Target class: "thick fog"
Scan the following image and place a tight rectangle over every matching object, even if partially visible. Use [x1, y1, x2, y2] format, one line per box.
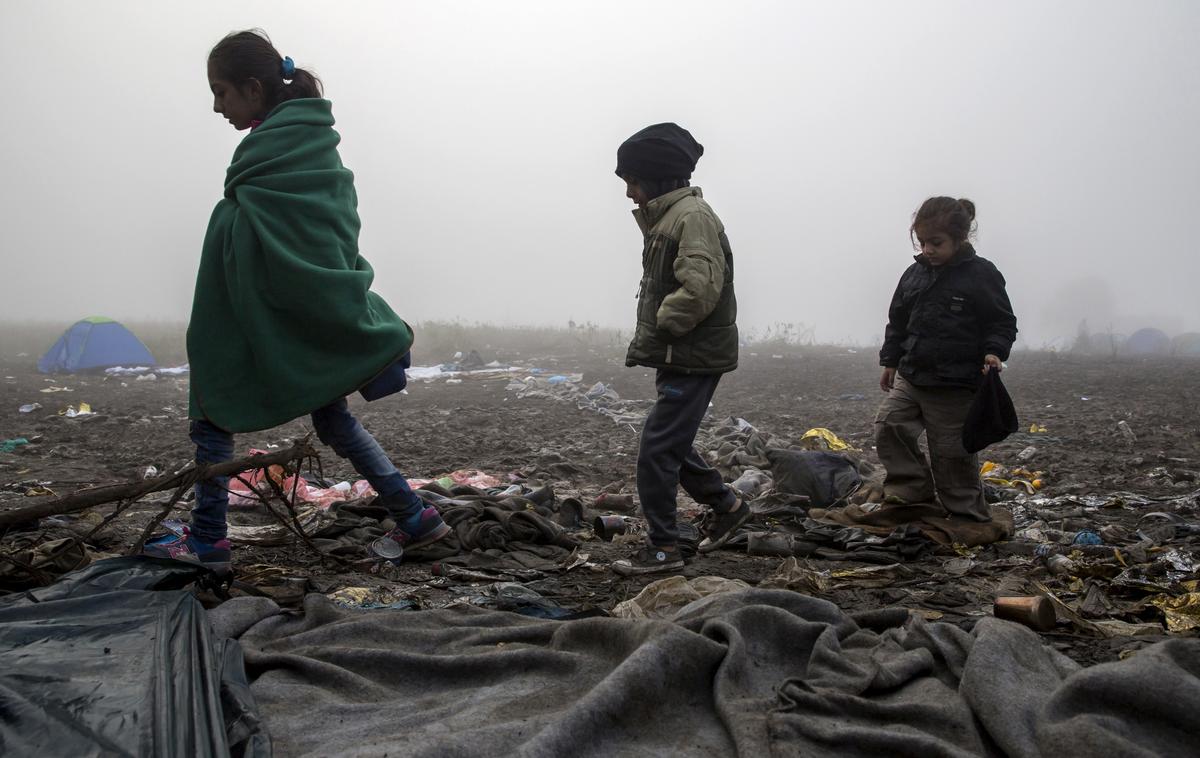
[2, 0, 1197, 348]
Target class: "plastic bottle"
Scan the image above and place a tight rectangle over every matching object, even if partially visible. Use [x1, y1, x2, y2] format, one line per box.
[1044, 554, 1076, 576]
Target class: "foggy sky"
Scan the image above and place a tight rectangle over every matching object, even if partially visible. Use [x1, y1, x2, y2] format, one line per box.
[2, 0, 1198, 348]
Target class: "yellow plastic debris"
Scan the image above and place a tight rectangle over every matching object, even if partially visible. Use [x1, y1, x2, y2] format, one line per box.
[980, 461, 999, 476]
[1029, 423, 1048, 433]
[1149, 593, 1200, 632]
[799, 427, 855, 451]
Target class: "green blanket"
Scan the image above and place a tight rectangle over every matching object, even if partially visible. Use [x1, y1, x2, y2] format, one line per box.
[188, 99, 412, 433]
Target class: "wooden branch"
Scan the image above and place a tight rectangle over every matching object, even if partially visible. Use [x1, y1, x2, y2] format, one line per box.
[0, 441, 317, 529]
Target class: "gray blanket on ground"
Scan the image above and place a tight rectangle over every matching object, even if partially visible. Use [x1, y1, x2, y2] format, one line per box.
[211, 590, 1200, 757]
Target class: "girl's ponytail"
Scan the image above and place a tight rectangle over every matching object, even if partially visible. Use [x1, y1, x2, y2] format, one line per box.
[279, 66, 322, 103]
[956, 198, 976, 222]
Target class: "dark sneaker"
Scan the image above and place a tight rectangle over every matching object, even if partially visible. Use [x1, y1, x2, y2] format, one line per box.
[142, 529, 232, 576]
[612, 544, 685, 576]
[379, 506, 452, 551]
[698, 499, 752, 553]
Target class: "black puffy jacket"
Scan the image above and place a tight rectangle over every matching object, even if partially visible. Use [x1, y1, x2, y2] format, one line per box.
[879, 245, 1017, 388]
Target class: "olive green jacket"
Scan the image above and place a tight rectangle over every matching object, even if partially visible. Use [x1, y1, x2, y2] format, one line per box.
[625, 187, 738, 374]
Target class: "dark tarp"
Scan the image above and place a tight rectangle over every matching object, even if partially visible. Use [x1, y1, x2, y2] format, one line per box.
[0, 557, 269, 758]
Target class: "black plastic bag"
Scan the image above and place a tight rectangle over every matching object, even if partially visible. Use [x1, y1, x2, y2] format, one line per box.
[0, 557, 270, 757]
[962, 369, 1019, 453]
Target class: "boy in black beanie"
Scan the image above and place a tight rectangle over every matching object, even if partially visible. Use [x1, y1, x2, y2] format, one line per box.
[611, 123, 747, 576]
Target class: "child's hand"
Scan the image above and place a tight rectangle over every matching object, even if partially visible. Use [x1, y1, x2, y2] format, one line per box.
[982, 354, 1004, 374]
[880, 367, 897, 392]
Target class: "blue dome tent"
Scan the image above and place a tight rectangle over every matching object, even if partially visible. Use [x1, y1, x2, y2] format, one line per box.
[37, 317, 157, 373]
[1123, 327, 1170, 356]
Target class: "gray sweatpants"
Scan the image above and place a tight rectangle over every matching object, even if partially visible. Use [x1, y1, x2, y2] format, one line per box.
[874, 374, 990, 521]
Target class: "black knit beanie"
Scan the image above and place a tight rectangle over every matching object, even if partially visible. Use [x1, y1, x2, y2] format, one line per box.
[615, 123, 704, 181]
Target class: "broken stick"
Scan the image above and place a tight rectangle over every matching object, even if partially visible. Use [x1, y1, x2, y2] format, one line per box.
[0, 440, 318, 529]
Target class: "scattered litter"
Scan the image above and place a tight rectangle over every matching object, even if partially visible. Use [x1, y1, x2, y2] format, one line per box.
[61, 403, 95, 418]
[593, 515, 631, 541]
[798, 427, 856, 452]
[1017, 446, 1038, 462]
[105, 366, 153, 376]
[227, 449, 377, 508]
[981, 461, 1044, 493]
[1029, 423, 1048, 433]
[487, 583, 574, 619]
[39, 386, 73, 393]
[1117, 420, 1137, 444]
[993, 595, 1057, 632]
[18, 403, 42, 413]
[730, 467, 772, 498]
[1149, 592, 1200, 632]
[327, 586, 418, 611]
[594, 492, 636, 512]
[507, 376, 650, 427]
[408, 469, 503, 490]
[0, 438, 30, 453]
[143, 466, 159, 479]
[611, 575, 750, 620]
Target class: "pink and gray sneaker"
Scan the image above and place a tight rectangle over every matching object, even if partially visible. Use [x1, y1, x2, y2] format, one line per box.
[371, 506, 451, 562]
[141, 528, 233, 577]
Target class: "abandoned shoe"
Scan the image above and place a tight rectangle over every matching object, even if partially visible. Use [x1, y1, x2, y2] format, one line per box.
[612, 544, 685, 576]
[141, 529, 232, 576]
[698, 499, 752, 553]
[381, 506, 452, 550]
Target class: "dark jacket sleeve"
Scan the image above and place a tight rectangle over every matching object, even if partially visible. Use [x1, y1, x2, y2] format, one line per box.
[977, 263, 1018, 360]
[879, 274, 910, 367]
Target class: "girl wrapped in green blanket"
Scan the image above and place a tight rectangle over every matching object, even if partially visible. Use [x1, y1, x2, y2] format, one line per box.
[142, 30, 450, 573]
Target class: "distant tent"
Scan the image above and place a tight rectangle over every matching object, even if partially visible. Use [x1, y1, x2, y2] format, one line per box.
[1123, 327, 1171, 356]
[37, 317, 156, 373]
[1173, 333, 1200, 357]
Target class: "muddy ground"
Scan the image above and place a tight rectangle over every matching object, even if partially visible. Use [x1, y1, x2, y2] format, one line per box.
[3, 339, 1199, 666]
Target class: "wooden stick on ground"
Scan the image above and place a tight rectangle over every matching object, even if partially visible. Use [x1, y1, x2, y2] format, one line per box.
[0, 440, 318, 529]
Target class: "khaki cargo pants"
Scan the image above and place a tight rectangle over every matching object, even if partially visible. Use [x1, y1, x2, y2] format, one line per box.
[874, 374, 990, 521]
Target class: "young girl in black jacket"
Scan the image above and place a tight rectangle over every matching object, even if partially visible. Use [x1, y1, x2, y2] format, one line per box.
[875, 197, 1018, 521]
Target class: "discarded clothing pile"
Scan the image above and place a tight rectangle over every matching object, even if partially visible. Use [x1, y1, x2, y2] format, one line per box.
[307, 482, 580, 571]
[703, 416, 777, 479]
[506, 375, 651, 427]
[811, 501, 1015, 547]
[731, 518, 932, 563]
[0, 535, 94, 593]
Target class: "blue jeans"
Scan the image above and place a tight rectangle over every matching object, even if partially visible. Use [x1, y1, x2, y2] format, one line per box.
[189, 398, 423, 542]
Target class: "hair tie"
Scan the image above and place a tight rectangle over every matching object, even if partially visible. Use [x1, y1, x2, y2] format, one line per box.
[281, 56, 295, 78]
